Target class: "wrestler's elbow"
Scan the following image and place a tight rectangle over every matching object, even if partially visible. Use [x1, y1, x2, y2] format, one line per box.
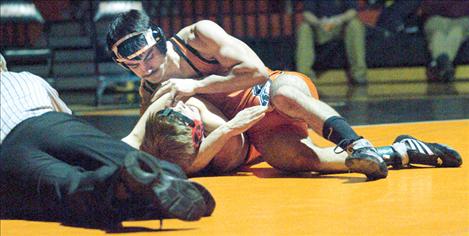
[239, 63, 268, 84]
[254, 66, 269, 83]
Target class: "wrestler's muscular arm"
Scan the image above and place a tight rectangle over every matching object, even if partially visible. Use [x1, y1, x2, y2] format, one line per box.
[185, 97, 267, 174]
[189, 20, 269, 93]
[151, 20, 269, 102]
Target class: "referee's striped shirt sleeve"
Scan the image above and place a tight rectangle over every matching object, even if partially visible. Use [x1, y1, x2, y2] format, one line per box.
[1, 71, 71, 143]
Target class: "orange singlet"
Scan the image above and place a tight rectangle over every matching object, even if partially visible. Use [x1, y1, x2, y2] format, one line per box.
[140, 36, 319, 165]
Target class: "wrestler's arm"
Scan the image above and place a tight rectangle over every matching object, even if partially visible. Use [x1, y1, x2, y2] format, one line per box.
[185, 97, 267, 174]
[184, 20, 269, 93]
[150, 20, 269, 103]
[138, 79, 153, 115]
[189, 20, 269, 93]
[184, 97, 246, 174]
[122, 93, 173, 148]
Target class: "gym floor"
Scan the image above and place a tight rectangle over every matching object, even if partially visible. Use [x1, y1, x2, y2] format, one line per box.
[1, 68, 468, 235]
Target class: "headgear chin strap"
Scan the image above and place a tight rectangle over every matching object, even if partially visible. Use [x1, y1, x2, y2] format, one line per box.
[111, 26, 167, 69]
[156, 108, 204, 150]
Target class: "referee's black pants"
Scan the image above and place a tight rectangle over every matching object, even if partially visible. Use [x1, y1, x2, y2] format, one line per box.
[0, 111, 184, 223]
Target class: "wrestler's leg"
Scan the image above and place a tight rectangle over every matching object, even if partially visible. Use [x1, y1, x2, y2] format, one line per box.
[253, 126, 348, 173]
[206, 133, 249, 174]
[269, 73, 388, 179]
[269, 73, 382, 154]
[269, 73, 336, 134]
[254, 126, 412, 173]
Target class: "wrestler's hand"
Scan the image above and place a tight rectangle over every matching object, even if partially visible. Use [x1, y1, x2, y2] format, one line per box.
[150, 78, 199, 106]
[226, 105, 268, 135]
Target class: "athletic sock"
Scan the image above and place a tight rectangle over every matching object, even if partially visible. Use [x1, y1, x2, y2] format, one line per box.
[322, 116, 362, 150]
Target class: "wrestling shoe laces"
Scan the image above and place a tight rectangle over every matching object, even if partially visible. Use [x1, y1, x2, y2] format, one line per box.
[393, 135, 462, 167]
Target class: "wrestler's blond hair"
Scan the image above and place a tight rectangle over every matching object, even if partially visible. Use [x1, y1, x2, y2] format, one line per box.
[140, 112, 196, 172]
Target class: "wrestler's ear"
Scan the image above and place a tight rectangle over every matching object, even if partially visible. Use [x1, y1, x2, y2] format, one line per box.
[152, 25, 167, 54]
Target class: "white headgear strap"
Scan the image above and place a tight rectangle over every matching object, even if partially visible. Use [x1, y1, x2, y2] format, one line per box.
[111, 28, 157, 63]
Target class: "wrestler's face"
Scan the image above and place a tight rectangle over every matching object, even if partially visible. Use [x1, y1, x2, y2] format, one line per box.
[124, 46, 166, 84]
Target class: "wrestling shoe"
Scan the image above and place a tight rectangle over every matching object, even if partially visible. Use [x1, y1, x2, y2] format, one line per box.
[344, 139, 388, 180]
[118, 151, 210, 221]
[393, 135, 462, 167]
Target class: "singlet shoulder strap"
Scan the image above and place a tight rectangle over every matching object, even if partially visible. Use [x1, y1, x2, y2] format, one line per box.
[173, 35, 219, 64]
[170, 36, 203, 77]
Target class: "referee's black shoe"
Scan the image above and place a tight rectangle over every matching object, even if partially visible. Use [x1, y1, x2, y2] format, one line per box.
[393, 135, 462, 167]
[118, 151, 212, 221]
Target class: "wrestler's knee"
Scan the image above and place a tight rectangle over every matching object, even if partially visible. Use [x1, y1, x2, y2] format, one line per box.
[270, 74, 312, 105]
[270, 86, 297, 109]
[271, 84, 311, 116]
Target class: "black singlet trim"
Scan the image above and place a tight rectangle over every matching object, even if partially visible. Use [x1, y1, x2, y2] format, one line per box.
[173, 35, 219, 64]
[170, 37, 203, 77]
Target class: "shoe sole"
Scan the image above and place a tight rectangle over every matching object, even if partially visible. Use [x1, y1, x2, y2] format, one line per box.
[124, 152, 207, 221]
[191, 182, 216, 216]
[153, 176, 207, 221]
[345, 157, 387, 180]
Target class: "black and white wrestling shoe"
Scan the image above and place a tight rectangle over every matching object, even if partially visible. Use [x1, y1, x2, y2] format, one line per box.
[393, 135, 462, 167]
